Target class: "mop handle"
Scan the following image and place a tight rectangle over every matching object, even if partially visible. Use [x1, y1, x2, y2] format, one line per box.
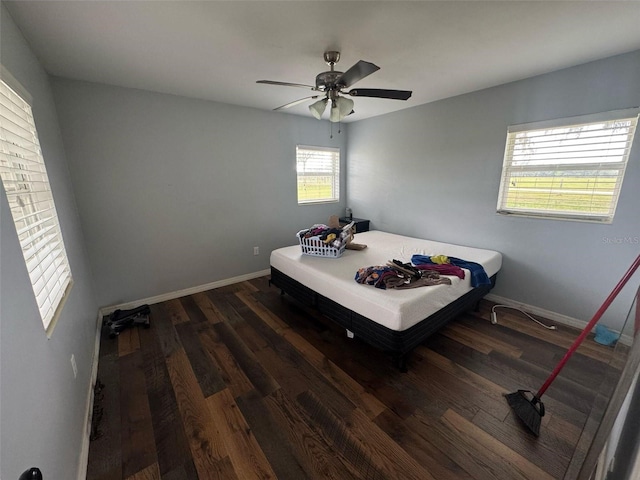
[635, 285, 640, 338]
[536, 254, 640, 399]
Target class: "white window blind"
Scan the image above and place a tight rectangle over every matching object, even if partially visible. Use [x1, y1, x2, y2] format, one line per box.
[296, 145, 340, 204]
[0, 78, 72, 332]
[497, 109, 639, 223]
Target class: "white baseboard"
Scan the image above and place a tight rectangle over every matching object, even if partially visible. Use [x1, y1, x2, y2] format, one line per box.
[485, 293, 589, 330]
[77, 310, 103, 480]
[99, 269, 271, 316]
[484, 293, 633, 346]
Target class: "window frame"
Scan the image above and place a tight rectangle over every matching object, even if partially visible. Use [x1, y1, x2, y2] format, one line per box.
[296, 145, 340, 205]
[497, 109, 639, 223]
[0, 71, 73, 336]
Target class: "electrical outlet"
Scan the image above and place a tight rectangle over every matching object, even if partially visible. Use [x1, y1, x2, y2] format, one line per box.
[253, 246, 259, 255]
[70, 354, 78, 379]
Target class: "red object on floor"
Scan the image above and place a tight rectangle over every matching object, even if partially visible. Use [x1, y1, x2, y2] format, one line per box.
[536, 254, 640, 399]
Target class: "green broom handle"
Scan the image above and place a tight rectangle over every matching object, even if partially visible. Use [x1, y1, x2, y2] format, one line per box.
[536, 253, 640, 399]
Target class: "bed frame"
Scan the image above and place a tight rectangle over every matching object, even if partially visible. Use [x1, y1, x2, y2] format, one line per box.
[270, 266, 497, 371]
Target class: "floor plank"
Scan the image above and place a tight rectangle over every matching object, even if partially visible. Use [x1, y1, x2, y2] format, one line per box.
[373, 408, 475, 480]
[138, 322, 193, 476]
[212, 320, 280, 397]
[206, 388, 277, 479]
[279, 326, 387, 419]
[198, 326, 255, 398]
[235, 389, 310, 480]
[445, 322, 524, 358]
[87, 279, 623, 480]
[441, 409, 555, 480]
[191, 291, 223, 324]
[164, 298, 190, 326]
[124, 462, 160, 480]
[165, 348, 229, 477]
[174, 320, 226, 397]
[263, 388, 362, 480]
[471, 408, 570, 478]
[117, 327, 140, 357]
[119, 351, 157, 478]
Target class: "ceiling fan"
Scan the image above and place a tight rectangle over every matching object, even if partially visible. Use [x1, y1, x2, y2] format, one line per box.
[257, 51, 412, 122]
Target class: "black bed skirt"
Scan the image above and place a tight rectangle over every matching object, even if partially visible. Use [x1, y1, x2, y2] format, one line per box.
[270, 266, 497, 369]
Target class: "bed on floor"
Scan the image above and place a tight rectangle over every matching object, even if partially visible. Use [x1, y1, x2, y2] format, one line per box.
[269, 230, 502, 370]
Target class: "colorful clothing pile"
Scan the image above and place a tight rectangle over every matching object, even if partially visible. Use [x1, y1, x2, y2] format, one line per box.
[298, 223, 352, 250]
[411, 254, 490, 287]
[355, 254, 490, 290]
[354, 266, 396, 288]
[355, 260, 452, 290]
[413, 263, 465, 279]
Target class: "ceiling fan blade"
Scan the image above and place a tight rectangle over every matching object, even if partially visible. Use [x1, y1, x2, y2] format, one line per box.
[257, 80, 318, 90]
[335, 60, 380, 88]
[347, 88, 412, 100]
[273, 95, 320, 111]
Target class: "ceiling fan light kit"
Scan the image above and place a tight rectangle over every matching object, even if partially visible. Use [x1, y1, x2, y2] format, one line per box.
[329, 104, 342, 123]
[257, 51, 412, 123]
[330, 96, 354, 123]
[309, 98, 328, 119]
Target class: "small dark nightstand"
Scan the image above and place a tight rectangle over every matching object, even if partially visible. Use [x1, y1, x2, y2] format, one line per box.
[339, 217, 370, 233]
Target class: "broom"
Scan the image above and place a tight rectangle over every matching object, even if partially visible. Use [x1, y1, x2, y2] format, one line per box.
[505, 253, 640, 436]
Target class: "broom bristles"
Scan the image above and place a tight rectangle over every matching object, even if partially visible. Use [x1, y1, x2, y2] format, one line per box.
[505, 390, 543, 437]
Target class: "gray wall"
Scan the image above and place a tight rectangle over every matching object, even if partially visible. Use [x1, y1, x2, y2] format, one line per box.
[0, 4, 98, 479]
[51, 78, 347, 307]
[347, 50, 640, 330]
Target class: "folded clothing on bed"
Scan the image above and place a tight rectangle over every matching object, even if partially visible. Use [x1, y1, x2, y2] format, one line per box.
[355, 264, 451, 289]
[411, 254, 490, 287]
[413, 263, 465, 279]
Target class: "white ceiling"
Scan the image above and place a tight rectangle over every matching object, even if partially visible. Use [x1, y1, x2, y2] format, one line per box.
[5, 1, 640, 122]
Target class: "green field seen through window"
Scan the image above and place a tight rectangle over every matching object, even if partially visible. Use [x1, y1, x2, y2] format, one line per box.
[298, 176, 335, 202]
[504, 175, 616, 213]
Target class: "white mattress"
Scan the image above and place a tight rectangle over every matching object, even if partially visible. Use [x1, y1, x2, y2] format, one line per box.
[270, 230, 502, 332]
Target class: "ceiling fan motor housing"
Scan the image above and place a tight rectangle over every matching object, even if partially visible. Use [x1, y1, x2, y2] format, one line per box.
[323, 51, 340, 65]
[315, 71, 343, 91]
[257, 49, 412, 116]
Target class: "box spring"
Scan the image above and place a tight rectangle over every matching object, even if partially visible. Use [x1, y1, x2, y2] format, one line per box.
[270, 266, 496, 371]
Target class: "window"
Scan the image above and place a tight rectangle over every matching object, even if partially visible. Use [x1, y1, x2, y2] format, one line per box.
[0, 77, 72, 333]
[497, 109, 638, 223]
[296, 145, 340, 204]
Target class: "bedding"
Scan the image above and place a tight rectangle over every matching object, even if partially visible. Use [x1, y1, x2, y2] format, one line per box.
[269, 230, 502, 369]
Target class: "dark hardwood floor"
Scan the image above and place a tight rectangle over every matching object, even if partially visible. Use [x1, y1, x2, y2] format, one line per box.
[87, 276, 619, 480]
